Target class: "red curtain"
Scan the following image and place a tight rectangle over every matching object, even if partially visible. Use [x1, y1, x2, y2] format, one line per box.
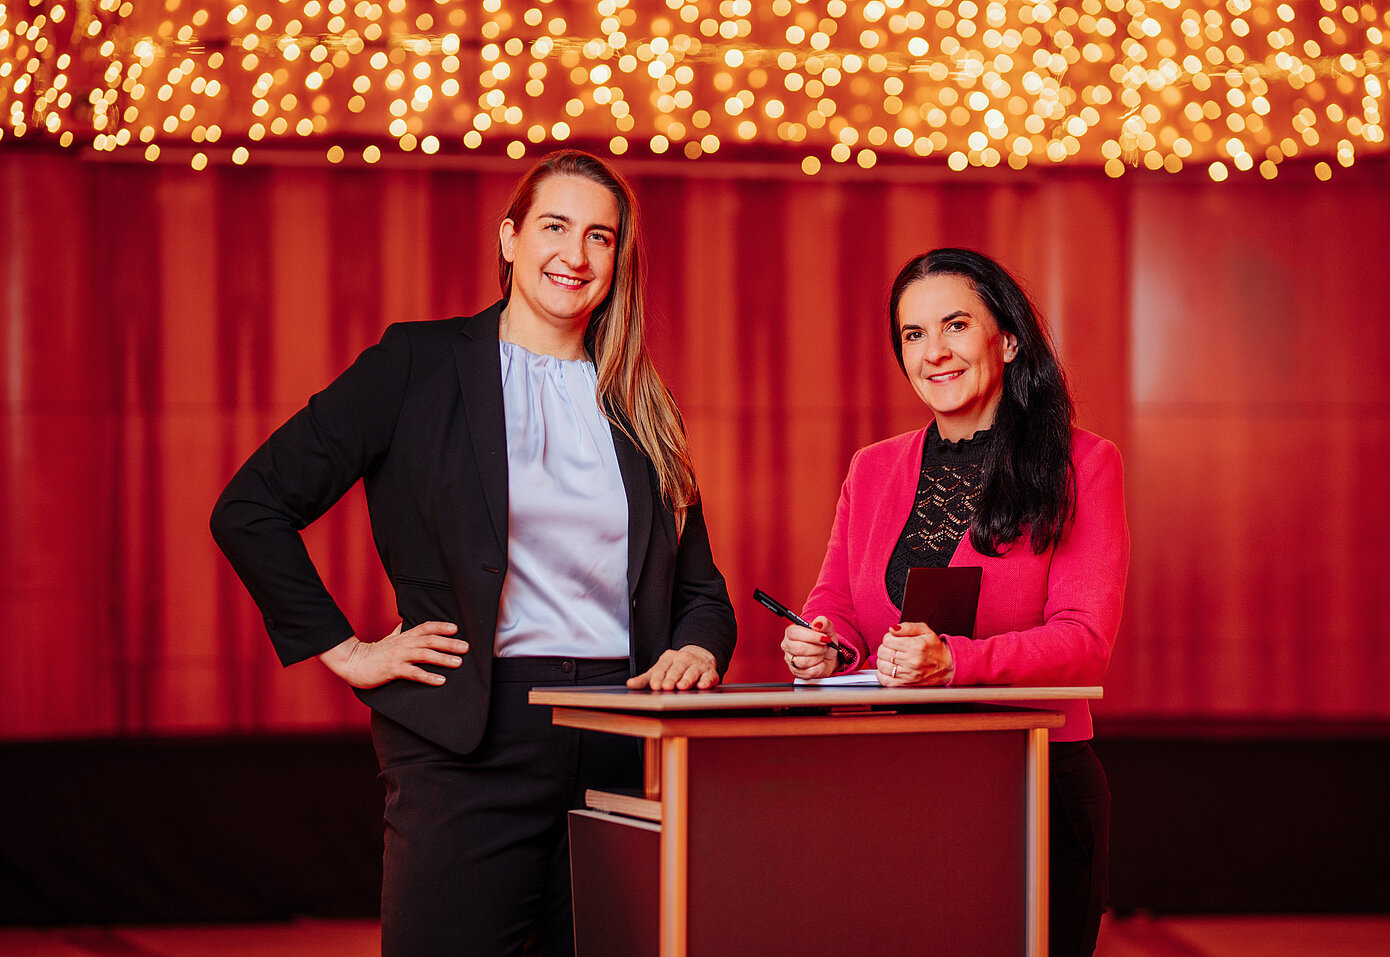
[3, 149, 1388, 738]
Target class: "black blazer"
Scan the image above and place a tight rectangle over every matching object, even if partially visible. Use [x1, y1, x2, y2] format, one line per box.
[211, 302, 737, 754]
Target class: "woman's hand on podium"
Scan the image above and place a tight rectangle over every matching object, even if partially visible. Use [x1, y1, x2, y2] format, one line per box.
[317, 621, 469, 689]
[782, 617, 840, 679]
[627, 645, 720, 691]
[875, 622, 952, 687]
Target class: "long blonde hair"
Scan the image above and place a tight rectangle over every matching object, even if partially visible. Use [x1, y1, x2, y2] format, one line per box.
[497, 149, 698, 533]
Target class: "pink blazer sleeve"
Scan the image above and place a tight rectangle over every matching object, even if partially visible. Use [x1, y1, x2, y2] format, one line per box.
[803, 448, 872, 671]
[945, 434, 1130, 688]
[802, 432, 924, 672]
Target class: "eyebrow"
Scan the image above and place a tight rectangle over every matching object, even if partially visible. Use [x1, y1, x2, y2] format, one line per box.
[537, 211, 617, 236]
[901, 309, 972, 330]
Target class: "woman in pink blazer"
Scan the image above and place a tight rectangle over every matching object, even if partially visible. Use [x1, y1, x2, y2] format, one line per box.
[782, 248, 1129, 957]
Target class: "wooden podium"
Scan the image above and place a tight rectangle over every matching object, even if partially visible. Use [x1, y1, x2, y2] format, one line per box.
[529, 683, 1100, 957]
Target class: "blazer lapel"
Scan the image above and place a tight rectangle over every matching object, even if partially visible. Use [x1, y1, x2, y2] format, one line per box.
[455, 303, 509, 552]
[609, 411, 653, 598]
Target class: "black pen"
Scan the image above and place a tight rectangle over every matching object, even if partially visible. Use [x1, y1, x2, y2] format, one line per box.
[753, 588, 847, 654]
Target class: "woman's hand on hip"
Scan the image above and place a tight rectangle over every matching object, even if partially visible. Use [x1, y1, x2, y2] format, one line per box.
[317, 621, 468, 689]
[876, 622, 953, 687]
[782, 617, 840, 679]
[627, 645, 720, 691]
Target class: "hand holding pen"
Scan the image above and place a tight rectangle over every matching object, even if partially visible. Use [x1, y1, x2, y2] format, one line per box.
[755, 588, 846, 679]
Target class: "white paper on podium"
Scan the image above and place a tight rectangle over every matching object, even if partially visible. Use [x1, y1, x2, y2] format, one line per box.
[793, 669, 881, 686]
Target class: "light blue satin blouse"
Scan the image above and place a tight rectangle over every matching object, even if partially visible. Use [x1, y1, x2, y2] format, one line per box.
[493, 340, 631, 658]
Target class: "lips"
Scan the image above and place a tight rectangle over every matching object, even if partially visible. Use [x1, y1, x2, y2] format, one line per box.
[927, 370, 964, 382]
[546, 272, 588, 289]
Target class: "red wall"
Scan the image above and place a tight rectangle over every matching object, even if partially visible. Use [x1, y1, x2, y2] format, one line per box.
[3, 149, 1388, 737]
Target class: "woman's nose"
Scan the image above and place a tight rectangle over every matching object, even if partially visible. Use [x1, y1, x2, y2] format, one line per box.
[925, 333, 951, 362]
[560, 234, 589, 269]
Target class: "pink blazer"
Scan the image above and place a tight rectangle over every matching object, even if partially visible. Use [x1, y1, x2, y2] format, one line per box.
[804, 426, 1129, 741]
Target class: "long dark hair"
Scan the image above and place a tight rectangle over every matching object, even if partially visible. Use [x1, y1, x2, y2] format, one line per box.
[889, 248, 1075, 556]
[497, 149, 697, 533]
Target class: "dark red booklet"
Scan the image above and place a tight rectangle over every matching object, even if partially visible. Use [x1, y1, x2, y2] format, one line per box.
[900, 566, 983, 639]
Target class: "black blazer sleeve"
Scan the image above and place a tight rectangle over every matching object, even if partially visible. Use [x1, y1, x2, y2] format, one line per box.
[210, 322, 413, 665]
[666, 497, 737, 673]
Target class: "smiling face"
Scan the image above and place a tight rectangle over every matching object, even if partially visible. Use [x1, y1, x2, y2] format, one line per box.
[896, 274, 1018, 441]
[499, 174, 620, 348]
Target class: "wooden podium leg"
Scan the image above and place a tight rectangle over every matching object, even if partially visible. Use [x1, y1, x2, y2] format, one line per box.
[1026, 728, 1050, 957]
[644, 738, 662, 800]
[659, 736, 688, 957]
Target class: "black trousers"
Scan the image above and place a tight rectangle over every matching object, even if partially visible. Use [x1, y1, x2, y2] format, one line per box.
[371, 658, 642, 957]
[1049, 741, 1111, 957]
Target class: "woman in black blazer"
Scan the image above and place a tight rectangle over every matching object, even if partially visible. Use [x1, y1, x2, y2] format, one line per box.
[211, 150, 737, 957]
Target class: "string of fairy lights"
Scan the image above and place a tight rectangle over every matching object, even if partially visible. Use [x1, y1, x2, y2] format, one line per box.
[2, 0, 1387, 179]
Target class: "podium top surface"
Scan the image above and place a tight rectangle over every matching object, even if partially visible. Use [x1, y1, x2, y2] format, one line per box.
[528, 682, 1101, 713]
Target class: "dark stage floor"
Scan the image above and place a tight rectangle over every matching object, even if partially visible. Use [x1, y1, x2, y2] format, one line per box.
[2, 915, 1388, 956]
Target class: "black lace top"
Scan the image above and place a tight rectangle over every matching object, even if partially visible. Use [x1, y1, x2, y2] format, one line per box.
[884, 423, 992, 609]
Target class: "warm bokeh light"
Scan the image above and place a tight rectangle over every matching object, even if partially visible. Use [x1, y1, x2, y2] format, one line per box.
[2, 0, 1387, 177]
